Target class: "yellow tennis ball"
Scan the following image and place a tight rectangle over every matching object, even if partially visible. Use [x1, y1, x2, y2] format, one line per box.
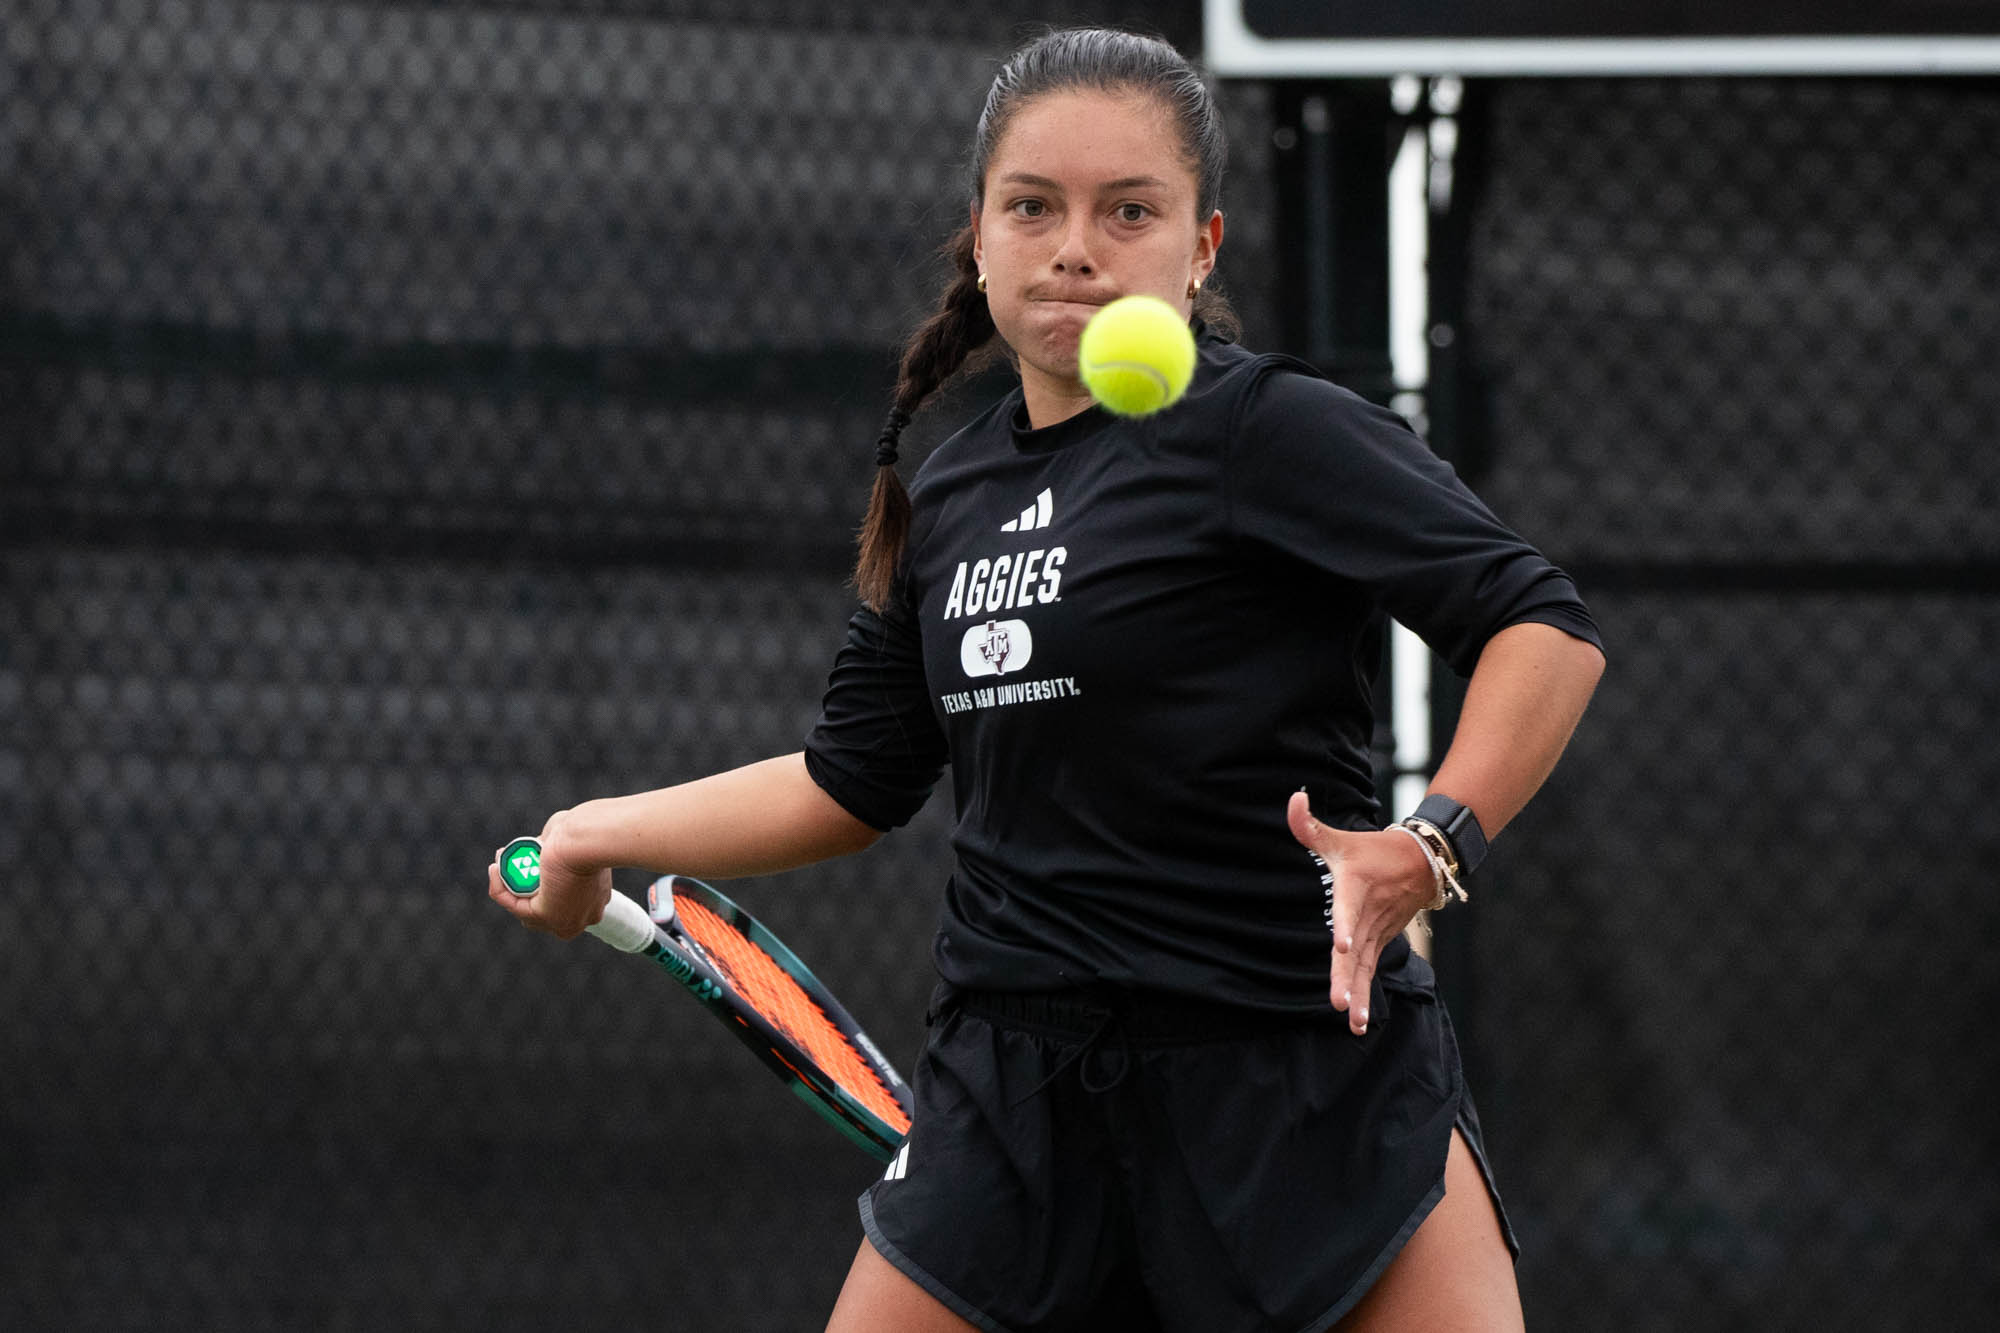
[1078, 294, 1197, 417]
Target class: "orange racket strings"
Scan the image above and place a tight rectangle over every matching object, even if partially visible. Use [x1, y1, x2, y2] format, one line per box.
[673, 895, 911, 1134]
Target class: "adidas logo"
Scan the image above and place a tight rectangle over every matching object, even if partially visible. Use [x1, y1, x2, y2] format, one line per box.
[1000, 488, 1054, 532]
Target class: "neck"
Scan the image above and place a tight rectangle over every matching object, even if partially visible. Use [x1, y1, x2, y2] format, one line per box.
[1020, 366, 1096, 430]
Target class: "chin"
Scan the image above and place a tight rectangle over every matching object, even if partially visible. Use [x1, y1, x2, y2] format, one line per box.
[1027, 333, 1082, 381]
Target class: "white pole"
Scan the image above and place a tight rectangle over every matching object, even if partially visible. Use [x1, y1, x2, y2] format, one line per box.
[1386, 93, 1435, 952]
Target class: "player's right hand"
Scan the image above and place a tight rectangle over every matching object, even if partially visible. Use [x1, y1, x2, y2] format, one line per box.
[487, 811, 615, 940]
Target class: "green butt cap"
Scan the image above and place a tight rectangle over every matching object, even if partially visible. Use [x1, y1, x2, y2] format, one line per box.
[499, 837, 544, 895]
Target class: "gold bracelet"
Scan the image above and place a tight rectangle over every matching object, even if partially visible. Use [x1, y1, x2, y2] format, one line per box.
[1398, 815, 1458, 875]
[1398, 816, 1470, 906]
[1387, 823, 1449, 912]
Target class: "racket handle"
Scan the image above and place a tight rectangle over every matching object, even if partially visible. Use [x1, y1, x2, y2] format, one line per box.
[497, 835, 655, 954]
[588, 890, 657, 953]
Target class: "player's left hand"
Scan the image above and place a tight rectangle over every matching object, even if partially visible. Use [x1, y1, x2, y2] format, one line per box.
[1286, 791, 1435, 1036]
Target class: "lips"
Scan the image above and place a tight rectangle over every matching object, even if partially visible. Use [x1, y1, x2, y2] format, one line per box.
[1028, 291, 1116, 309]
[1028, 297, 1114, 324]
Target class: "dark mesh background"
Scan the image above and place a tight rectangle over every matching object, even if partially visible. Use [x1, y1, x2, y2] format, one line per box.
[5, 4, 1995, 1329]
[0, 3, 1278, 1329]
[1464, 78, 2000, 567]
[1450, 77, 2000, 1329]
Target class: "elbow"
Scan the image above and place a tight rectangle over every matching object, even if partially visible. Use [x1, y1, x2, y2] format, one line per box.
[1578, 636, 1608, 688]
[1558, 631, 1607, 707]
[1482, 620, 1607, 715]
[831, 819, 886, 858]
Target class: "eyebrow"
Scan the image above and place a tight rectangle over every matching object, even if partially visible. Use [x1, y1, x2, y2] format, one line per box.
[997, 172, 1175, 194]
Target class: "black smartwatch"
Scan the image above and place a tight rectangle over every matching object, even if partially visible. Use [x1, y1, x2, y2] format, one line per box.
[1411, 793, 1489, 875]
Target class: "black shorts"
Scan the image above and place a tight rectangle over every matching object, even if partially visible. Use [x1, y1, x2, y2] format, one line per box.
[858, 951, 1517, 1333]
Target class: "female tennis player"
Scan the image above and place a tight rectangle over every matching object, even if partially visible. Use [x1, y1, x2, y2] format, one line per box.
[490, 27, 1604, 1332]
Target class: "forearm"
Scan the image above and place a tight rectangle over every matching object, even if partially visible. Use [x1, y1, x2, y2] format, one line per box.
[545, 752, 882, 881]
[1427, 620, 1605, 839]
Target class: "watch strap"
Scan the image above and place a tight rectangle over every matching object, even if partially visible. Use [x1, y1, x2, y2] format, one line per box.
[1412, 793, 1488, 875]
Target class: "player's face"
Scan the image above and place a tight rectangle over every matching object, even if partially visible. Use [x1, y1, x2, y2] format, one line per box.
[973, 89, 1222, 415]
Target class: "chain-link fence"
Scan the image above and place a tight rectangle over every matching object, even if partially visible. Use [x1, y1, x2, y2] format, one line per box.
[4, 4, 1995, 1329]
[1452, 75, 2000, 1330]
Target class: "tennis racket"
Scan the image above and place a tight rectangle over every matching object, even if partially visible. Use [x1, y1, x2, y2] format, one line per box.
[497, 836, 912, 1162]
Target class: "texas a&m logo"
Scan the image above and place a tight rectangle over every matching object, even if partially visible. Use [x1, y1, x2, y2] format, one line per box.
[959, 618, 1034, 677]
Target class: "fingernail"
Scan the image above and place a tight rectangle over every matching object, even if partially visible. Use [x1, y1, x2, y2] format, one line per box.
[1359, 1008, 1369, 1025]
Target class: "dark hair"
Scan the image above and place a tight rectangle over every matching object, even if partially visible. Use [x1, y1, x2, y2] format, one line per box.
[853, 27, 1237, 611]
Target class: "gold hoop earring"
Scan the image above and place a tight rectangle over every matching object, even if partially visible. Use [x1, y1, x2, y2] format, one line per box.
[1188, 277, 1202, 299]
[976, 273, 987, 293]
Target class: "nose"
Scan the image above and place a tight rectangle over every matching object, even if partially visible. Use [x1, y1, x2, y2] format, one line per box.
[1050, 213, 1095, 277]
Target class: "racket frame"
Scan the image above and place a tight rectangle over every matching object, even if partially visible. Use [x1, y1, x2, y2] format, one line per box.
[644, 874, 911, 1162]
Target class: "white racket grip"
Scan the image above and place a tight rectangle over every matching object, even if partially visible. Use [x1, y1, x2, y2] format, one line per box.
[585, 890, 657, 953]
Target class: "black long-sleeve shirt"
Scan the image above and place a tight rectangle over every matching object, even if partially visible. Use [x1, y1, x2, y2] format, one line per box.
[806, 331, 1601, 1010]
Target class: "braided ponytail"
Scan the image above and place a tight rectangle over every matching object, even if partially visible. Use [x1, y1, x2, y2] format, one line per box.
[853, 224, 995, 612]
